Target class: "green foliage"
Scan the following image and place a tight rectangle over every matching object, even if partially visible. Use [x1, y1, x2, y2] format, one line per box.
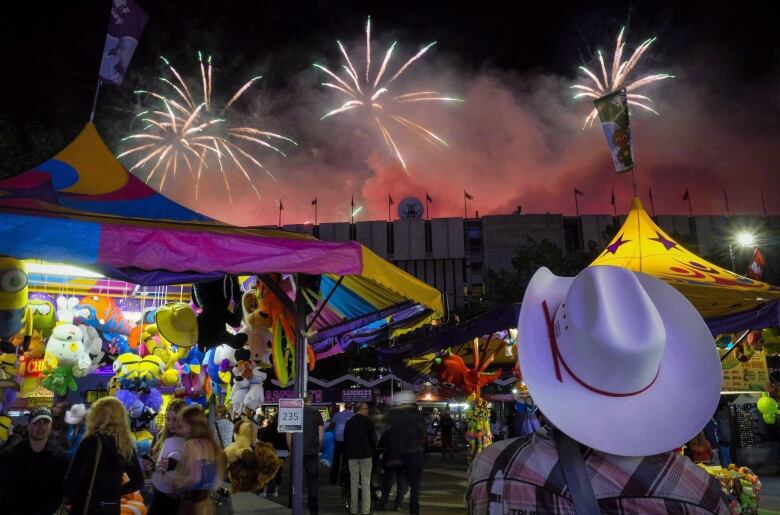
[484, 237, 601, 305]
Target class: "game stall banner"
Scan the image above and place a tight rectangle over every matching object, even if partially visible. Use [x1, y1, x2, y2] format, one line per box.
[720, 349, 770, 392]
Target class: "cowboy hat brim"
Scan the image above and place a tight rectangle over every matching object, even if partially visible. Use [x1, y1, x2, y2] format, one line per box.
[518, 266, 722, 457]
[155, 307, 198, 348]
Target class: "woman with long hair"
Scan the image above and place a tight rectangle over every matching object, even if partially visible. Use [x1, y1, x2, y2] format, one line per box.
[159, 405, 225, 515]
[147, 398, 187, 515]
[63, 397, 144, 515]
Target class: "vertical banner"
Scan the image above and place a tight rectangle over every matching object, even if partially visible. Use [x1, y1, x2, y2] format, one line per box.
[594, 89, 635, 174]
[99, 0, 149, 86]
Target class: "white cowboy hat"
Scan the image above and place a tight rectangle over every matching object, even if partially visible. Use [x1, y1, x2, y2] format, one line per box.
[65, 404, 88, 425]
[518, 265, 721, 457]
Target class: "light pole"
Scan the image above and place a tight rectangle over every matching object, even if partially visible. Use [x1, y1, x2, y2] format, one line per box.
[729, 231, 757, 272]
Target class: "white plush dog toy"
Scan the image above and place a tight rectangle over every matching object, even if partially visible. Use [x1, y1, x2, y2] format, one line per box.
[241, 365, 267, 413]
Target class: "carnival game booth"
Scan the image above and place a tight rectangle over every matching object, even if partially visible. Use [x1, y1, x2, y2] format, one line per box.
[591, 198, 780, 499]
[0, 123, 444, 505]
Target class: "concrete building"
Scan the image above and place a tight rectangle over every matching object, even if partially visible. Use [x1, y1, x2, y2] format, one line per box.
[272, 212, 780, 311]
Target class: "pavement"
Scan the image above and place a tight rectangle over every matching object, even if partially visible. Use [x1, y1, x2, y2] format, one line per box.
[233, 451, 469, 514]
[230, 455, 780, 515]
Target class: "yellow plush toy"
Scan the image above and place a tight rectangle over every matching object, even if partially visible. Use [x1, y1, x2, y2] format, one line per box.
[225, 418, 258, 464]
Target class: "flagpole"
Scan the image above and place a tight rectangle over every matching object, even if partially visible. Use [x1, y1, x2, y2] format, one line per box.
[611, 187, 617, 217]
[649, 188, 656, 217]
[760, 188, 767, 217]
[724, 190, 731, 217]
[688, 193, 693, 217]
[574, 189, 580, 217]
[314, 199, 318, 226]
[89, 78, 103, 123]
[425, 194, 430, 221]
[388, 195, 391, 222]
[278, 200, 282, 228]
[464, 193, 468, 219]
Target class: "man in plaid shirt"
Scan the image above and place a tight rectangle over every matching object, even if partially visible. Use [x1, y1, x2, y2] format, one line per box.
[468, 266, 729, 514]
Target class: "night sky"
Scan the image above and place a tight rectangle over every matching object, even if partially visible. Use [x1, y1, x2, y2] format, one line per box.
[1, 1, 778, 225]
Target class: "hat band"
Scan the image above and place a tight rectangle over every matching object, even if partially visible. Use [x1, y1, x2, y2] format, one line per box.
[542, 301, 659, 398]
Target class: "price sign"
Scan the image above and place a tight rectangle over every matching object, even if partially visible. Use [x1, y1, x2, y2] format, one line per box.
[278, 398, 304, 433]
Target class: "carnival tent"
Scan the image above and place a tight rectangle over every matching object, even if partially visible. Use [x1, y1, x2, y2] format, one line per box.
[0, 124, 445, 338]
[591, 197, 780, 331]
[377, 304, 521, 384]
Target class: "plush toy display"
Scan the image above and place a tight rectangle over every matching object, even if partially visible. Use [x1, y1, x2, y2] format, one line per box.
[205, 344, 237, 400]
[700, 464, 762, 515]
[464, 398, 492, 463]
[757, 392, 778, 424]
[240, 290, 273, 366]
[241, 364, 267, 414]
[120, 474, 149, 515]
[225, 417, 258, 463]
[28, 292, 57, 339]
[116, 388, 163, 455]
[225, 417, 281, 492]
[227, 441, 282, 493]
[191, 275, 247, 351]
[75, 295, 131, 354]
[436, 353, 502, 397]
[176, 347, 205, 399]
[41, 324, 92, 396]
[0, 257, 32, 354]
[230, 358, 253, 418]
[55, 296, 79, 324]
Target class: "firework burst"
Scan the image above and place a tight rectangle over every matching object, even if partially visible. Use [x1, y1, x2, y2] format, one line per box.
[316, 16, 462, 174]
[118, 53, 296, 201]
[572, 27, 674, 128]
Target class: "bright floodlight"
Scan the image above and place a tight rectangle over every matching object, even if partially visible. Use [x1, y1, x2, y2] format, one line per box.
[737, 232, 756, 247]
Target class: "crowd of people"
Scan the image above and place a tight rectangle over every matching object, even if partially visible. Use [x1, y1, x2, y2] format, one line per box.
[0, 396, 229, 515]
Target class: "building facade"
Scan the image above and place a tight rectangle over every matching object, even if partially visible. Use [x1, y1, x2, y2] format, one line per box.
[274, 212, 780, 311]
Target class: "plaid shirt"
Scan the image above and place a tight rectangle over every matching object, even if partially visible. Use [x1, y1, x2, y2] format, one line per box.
[468, 426, 729, 514]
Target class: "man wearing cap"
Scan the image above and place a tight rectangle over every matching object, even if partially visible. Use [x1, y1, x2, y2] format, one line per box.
[0, 407, 70, 515]
[467, 266, 729, 514]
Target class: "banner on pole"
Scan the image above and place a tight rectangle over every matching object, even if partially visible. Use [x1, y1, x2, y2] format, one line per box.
[594, 89, 635, 174]
[99, 0, 149, 86]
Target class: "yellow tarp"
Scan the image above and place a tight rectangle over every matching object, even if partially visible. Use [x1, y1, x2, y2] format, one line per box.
[591, 197, 780, 319]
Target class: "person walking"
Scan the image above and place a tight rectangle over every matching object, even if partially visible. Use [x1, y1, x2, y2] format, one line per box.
[344, 402, 376, 515]
[379, 391, 426, 515]
[161, 405, 224, 515]
[438, 410, 455, 459]
[63, 397, 145, 515]
[147, 398, 187, 515]
[467, 266, 729, 514]
[329, 403, 354, 483]
[288, 394, 324, 515]
[0, 407, 70, 515]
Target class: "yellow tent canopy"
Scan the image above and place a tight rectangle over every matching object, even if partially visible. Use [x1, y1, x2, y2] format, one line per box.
[591, 197, 780, 319]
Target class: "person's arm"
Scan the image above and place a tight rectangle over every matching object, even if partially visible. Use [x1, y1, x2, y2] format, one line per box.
[120, 453, 145, 495]
[63, 435, 97, 498]
[318, 424, 324, 446]
[286, 432, 292, 450]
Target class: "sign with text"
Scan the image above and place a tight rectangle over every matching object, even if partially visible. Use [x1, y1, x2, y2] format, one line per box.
[265, 389, 322, 403]
[278, 398, 304, 433]
[720, 349, 770, 392]
[342, 388, 373, 402]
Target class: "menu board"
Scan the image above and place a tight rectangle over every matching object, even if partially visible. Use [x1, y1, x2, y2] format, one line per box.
[720, 349, 770, 392]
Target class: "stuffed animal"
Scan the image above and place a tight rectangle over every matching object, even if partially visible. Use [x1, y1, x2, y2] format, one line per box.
[230, 359, 253, 418]
[205, 344, 237, 399]
[176, 347, 205, 398]
[42, 324, 92, 396]
[28, 293, 57, 339]
[55, 296, 79, 324]
[0, 257, 32, 354]
[436, 353, 502, 397]
[79, 324, 105, 372]
[75, 295, 131, 354]
[242, 365, 267, 414]
[116, 388, 162, 454]
[191, 276, 247, 351]
[225, 418, 258, 463]
[240, 290, 273, 366]
[227, 441, 282, 493]
[120, 474, 148, 515]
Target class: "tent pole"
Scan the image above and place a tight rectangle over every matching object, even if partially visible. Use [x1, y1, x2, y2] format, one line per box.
[291, 274, 308, 515]
[89, 78, 103, 123]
